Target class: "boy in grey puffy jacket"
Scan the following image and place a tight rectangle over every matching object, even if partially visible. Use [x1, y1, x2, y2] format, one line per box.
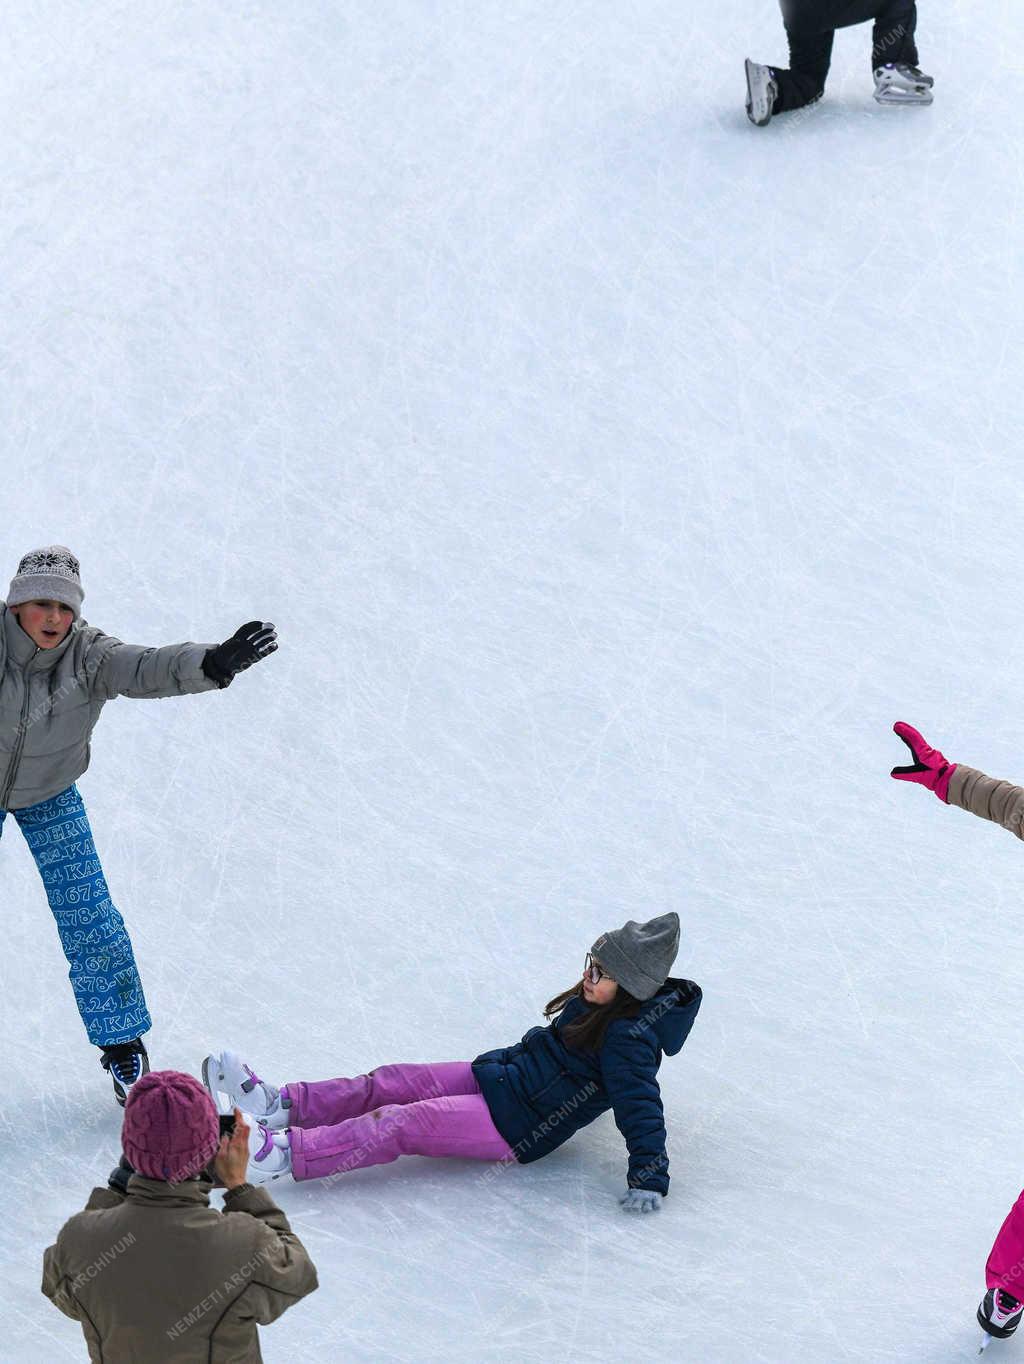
[0, 547, 277, 1102]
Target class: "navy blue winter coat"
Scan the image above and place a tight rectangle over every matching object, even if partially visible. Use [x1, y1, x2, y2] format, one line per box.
[472, 977, 701, 1197]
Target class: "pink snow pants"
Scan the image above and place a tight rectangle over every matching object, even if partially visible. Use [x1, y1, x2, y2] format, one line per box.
[280, 1062, 516, 1183]
[987, 1189, 1024, 1299]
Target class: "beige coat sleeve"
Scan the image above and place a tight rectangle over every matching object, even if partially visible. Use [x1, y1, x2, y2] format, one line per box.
[41, 1239, 80, 1321]
[40, 1189, 124, 1319]
[947, 765, 1024, 841]
[221, 1184, 319, 1322]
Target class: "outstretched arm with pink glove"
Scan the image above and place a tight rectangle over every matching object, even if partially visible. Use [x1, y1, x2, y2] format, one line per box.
[891, 722, 1024, 841]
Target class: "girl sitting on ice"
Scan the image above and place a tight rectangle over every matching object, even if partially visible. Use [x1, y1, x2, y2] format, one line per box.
[203, 912, 702, 1213]
[0, 546, 277, 1103]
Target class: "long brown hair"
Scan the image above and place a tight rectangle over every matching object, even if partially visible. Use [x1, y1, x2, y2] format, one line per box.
[543, 981, 644, 1053]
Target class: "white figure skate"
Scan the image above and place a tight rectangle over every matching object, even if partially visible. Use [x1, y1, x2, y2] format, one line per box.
[202, 1047, 292, 1130]
[244, 1120, 293, 1185]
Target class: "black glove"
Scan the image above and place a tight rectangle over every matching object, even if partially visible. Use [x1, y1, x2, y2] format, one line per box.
[108, 1154, 135, 1195]
[202, 621, 277, 689]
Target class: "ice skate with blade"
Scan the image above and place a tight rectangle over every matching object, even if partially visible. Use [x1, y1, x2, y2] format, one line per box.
[745, 59, 778, 126]
[873, 63, 934, 105]
[245, 1120, 292, 1185]
[100, 1038, 150, 1106]
[978, 1287, 1023, 1351]
[202, 1047, 292, 1129]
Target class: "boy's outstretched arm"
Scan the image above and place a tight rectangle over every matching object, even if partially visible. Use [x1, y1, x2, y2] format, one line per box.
[89, 634, 221, 699]
[891, 722, 1024, 841]
[87, 620, 276, 699]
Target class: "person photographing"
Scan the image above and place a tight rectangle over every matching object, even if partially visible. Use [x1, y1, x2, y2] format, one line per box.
[41, 1070, 318, 1362]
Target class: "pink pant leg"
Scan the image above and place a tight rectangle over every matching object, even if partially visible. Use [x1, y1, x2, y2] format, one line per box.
[282, 1061, 480, 1129]
[987, 1190, 1024, 1299]
[288, 1092, 516, 1182]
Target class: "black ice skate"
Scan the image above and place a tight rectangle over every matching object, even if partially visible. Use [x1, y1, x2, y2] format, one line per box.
[978, 1287, 1023, 1349]
[101, 1038, 150, 1106]
[745, 59, 778, 127]
[873, 64, 934, 105]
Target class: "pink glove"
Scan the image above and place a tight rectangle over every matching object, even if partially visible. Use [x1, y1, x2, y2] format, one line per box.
[890, 722, 956, 803]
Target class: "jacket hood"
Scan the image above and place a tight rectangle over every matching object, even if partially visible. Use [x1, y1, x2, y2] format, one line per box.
[629, 976, 702, 1055]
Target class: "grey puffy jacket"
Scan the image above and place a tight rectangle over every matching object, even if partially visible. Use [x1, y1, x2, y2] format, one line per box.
[0, 603, 219, 812]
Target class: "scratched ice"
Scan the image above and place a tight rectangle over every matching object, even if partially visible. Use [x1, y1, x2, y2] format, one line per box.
[1, 3, 1021, 1361]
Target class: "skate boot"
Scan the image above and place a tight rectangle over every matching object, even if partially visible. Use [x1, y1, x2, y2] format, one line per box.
[873, 63, 934, 105]
[202, 1048, 292, 1129]
[245, 1120, 292, 1185]
[978, 1287, 1023, 1340]
[100, 1038, 150, 1106]
[745, 59, 778, 126]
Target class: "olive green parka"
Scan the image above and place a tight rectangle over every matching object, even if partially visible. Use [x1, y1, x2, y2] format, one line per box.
[42, 1174, 318, 1362]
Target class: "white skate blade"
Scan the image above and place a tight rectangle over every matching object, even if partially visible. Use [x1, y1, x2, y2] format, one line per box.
[745, 58, 775, 126]
[979, 1331, 992, 1352]
[873, 68, 934, 105]
[874, 85, 934, 105]
[201, 1052, 236, 1116]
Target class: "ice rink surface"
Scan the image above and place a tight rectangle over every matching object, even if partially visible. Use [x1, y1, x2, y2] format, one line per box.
[2, 2, 1022, 1359]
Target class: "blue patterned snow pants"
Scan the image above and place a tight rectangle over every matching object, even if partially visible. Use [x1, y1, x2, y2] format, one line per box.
[0, 784, 151, 1047]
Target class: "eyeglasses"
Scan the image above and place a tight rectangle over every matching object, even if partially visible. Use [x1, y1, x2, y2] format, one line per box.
[584, 953, 610, 985]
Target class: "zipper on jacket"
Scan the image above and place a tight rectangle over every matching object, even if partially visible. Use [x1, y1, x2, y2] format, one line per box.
[1, 646, 39, 809]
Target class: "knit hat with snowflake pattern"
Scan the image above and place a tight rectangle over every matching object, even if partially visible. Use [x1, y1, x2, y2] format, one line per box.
[121, 1071, 221, 1183]
[7, 546, 84, 619]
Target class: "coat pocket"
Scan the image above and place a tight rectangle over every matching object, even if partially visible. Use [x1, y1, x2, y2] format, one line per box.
[527, 1069, 570, 1112]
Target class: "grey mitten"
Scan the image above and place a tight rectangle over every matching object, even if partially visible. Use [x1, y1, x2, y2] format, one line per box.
[620, 1188, 662, 1214]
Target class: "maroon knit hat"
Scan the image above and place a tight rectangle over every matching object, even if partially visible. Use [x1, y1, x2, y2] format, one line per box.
[121, 1070, 220, 1183]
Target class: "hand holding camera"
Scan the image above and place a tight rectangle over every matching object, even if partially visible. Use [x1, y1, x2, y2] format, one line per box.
[213, 1107, 251, 1190]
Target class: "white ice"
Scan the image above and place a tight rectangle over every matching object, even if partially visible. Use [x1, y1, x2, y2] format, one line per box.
[1, 2, 1021, 1360]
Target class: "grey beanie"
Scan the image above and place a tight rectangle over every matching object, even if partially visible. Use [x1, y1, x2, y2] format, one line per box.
[590, 912, 680, 1001]
[7, 546, 84, 619]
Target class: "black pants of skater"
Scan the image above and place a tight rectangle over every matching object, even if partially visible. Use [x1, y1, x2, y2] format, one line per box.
[773, 0, 919, 113]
